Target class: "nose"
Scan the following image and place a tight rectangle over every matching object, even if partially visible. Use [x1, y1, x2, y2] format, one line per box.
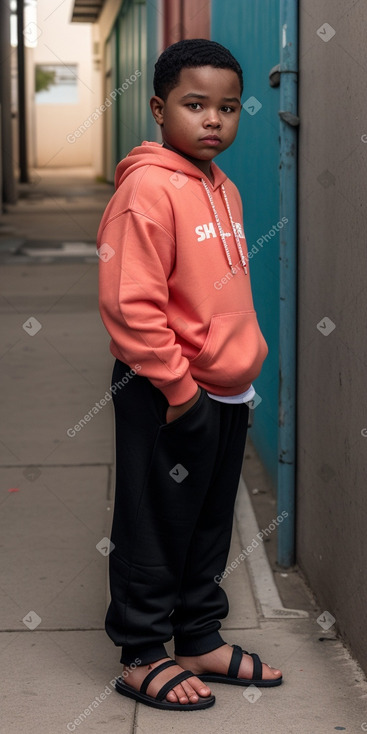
[204, 109, 221, 128]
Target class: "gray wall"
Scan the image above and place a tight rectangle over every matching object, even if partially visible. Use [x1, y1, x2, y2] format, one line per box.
[297, 0, 367, 671]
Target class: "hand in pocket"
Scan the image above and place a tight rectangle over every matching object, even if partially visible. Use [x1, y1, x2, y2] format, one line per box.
[165, 387, 201, 424]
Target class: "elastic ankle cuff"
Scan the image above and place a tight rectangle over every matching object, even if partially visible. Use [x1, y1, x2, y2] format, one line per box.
[120, 643, 168, 666]
[174, 631, 226, 657]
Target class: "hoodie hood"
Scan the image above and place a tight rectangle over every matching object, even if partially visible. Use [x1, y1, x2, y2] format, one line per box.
[114, 140, 228, 191]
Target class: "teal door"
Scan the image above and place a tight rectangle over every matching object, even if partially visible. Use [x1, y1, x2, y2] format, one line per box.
[211, 0, 281, 490]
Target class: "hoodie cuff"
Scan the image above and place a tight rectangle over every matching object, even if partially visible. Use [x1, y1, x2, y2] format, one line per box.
[159, 371, 199, 406]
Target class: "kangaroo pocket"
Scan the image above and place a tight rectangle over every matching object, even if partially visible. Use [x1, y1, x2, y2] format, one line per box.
[189, 311, 268, 388]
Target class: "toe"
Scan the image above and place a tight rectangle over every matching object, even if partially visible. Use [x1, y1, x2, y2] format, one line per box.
[190, 675, 212, 697]
[187, 691, 199, 703]
[199, 686, 211, 697]
[181, 680, 199, 703]
[165, 689, 179, 703]
[175, 683, 190, 704]
[263, 663, 282, 679]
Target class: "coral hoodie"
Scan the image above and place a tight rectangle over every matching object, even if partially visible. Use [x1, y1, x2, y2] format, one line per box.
[97, 141, 268, 406]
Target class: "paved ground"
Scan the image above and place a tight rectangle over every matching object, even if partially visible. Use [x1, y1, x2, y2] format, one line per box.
[1, 169, 367, 734]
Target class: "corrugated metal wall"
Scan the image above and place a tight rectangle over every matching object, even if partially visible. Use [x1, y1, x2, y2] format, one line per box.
[117, 0, 146, 158]
[104, 0, 158, 177]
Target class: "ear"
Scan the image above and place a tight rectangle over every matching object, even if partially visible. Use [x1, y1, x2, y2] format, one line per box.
[149, 96, 165, 126]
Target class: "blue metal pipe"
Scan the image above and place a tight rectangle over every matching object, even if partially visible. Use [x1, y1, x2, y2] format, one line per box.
[277, 0, 299, 567]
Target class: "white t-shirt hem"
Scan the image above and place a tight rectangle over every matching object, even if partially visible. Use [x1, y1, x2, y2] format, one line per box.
[207, 384, 256, 404]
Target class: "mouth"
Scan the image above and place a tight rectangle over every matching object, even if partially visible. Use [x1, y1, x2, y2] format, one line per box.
[200, 136, 222, 146]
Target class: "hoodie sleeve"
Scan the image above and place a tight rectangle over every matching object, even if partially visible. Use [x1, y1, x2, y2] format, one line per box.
[98, 208, 199, 406]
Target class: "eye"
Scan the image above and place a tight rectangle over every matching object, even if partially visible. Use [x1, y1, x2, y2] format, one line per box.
[187, 103, 201, 110]
[221, 106, 235, 113]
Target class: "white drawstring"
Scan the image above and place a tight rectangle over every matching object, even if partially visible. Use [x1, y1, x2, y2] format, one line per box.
[201, 179, 248, 275]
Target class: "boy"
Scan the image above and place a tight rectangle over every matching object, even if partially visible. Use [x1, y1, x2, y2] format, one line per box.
[97, 38, 282, 711]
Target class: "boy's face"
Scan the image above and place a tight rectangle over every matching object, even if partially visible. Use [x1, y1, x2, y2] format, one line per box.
[150, 65, 242, 171]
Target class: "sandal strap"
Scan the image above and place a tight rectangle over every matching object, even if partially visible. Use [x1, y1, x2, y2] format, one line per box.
[228, 644, 243, 679]
[156, 669, 196, 702]
[140, 659, 177, 695]
[229, 645, 263, 681]
[249, 652, 263, 681]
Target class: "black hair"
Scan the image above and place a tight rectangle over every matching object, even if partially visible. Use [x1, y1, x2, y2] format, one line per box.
[153, 38, 243, 101]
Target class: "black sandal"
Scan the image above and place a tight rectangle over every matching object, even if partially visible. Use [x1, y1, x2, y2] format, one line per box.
[115, 659, 216, 710]
[199, 644, 283, 687]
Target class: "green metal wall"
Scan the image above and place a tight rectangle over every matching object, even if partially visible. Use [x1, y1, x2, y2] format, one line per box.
[105, 0, 159, 179]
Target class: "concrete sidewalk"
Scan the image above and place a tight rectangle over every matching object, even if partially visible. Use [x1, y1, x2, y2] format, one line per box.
[1, 170, 367, 734]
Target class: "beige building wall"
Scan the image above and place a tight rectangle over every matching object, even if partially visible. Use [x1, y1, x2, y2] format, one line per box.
[297, 0, 367, 671]
[28, 0, 94, 167]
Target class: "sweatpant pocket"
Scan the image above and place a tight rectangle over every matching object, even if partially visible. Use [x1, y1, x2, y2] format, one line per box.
[131, 388, 219, 568]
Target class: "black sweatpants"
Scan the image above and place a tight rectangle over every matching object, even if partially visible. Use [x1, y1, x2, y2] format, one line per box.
[106, 358, 249, 666]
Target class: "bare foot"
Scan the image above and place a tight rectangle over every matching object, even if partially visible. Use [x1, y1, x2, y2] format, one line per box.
[121, 657, 212, 704]
[175, 644, 282, 681]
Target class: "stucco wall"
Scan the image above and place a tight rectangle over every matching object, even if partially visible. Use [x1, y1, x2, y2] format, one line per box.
[30, 0, 93, 167]
[297, 0, 367, 671]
